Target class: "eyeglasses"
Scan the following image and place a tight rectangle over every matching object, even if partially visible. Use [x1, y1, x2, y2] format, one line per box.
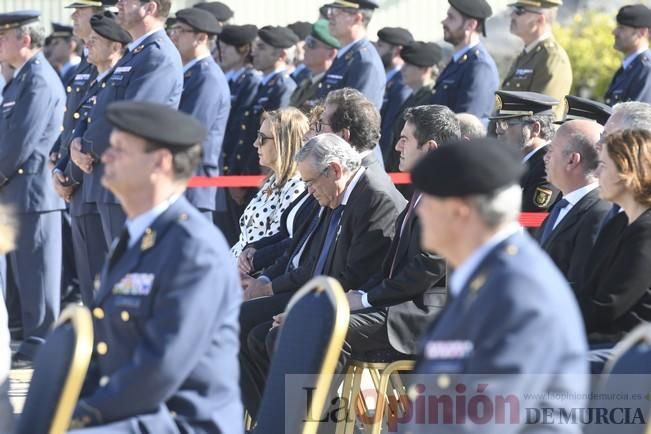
[327, 7, 356, 18]
[305, 36, 319, 50]
[169, 26, 197, 35]
[314, 120, 331, 133]
[511, 5, 543, 16]
[495, 118, 532, 131]
[256, 131, 274, 144]
[303, 167, 330, 189]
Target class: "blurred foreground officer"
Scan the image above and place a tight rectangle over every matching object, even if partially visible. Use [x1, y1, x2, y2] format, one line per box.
[317, 0, 386, 108]
[401, 138, 588, 434]
[492, 90, 560, 211]
[604, 4, 651, 106]
[70, 102, 242, 434]
[432, 0, 498, 122]
[172, 8, 230, 220]
[502, 0, 571, 117]
[0, 11, 66, 363]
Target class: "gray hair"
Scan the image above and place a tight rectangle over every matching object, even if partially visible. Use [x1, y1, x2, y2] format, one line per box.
[467, 184, 522, 228]
[456, 113, 486, 139]
[16, 21, 46, 49]
[611, 102, 651, 131]
[563, 132, 600, 176]
[295, 133, 361, 173]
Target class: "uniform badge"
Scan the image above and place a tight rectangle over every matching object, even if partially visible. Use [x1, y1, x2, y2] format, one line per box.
[459, 54, 468, 64]
[133, 45, 144, 53]
[534, 187, 553, 208]
[184, 71, 192, 78]
[178, 213, 188, 221]
[113, 273, 155, 296]
[495, 95, 503, 111]
[470, 273, 486, 292]
[140, 228, 156, 251]
[345, 51, 353, 61]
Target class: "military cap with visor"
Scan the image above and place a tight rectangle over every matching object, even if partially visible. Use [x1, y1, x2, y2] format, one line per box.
[0, 10, 40, 31]
[491, 90, 560, 120]
[556, 95, 612, 126]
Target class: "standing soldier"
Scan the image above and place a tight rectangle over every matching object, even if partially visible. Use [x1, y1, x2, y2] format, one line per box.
[0, 11, 66, 365]
[69, 0, 183, 247]
[604, 4, 651, 106]
[316, 0, 385, 109]
[171, 8, 231, 221]
[502, 0, 572, 118]
[432, 0, 499, 123]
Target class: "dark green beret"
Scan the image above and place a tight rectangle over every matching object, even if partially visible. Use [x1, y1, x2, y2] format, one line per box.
[411, 138, 524, 197]
[311, 19, 340, 49]
[400, 41, 442, 67]
[377, 27, 413, 46]
[258, 25, 299, 49]
[193, 2, 234, 22]
[616, 4, 651, 28]
[175, 7, 221, 35]
[106, 101, 207, 149]
[90, 11, 132, 44]
[219, 24, 257, 46]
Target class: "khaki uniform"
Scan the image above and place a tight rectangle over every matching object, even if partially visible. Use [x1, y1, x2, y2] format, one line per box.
[502, 36, 572, 118]
[289, 73, 323, 113]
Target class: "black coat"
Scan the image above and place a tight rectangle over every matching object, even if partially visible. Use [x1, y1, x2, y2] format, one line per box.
[521, 146, 560, 212]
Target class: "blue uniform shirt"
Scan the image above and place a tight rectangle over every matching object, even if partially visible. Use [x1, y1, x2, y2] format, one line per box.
[604, 49, 651, 106]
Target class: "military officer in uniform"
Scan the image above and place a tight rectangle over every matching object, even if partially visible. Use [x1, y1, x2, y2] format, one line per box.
[604, 4, 651, 106]
[385, 41, 442, 171]
[502, 0, 572, 118]
[0, 11, 66, 364]
[69, 0, 183, 248]
[171, 8, 230, 221]
[289, 19, 339, 112]
[287, 20, 312, 84]
[376, 27, 413, 163]
[316, 0, 386, 109]
[492, 90, 561, 212]
[69, 102, 242, 434]
[432, 0, 499, 123]
[401, 138, 588, 434]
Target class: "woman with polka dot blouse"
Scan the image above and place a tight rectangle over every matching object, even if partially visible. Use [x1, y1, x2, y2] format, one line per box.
[231, 108, 309, 257]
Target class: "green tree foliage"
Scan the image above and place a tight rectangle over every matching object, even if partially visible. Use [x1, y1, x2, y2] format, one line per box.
[554, 11, 621, 99]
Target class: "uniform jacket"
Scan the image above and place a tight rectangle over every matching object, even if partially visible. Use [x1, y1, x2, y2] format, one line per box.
[75, 197, 243, 434]
[521, 146, 560, 212]
[75, 29, 183, 205]
[604, 49, 651, 106]
[430, 43, 498, 122]
[405, 232, 588, 434]
[316, 38, 386, 109]
[379, 70, 411, 162]
[0, 51, 66, 213]
[289, 73, 322, 112]
[179, 56, 231, 211]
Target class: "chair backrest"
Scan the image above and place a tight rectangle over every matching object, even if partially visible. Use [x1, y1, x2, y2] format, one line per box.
[590, 323, 651, 434]
[15, 305, 93, 434]
[253, 276, 349, 434]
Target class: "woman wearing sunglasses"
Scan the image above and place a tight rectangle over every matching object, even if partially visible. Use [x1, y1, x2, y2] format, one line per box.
[231, 108, 308, 257]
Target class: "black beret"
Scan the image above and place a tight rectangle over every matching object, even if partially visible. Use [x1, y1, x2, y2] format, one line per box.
[258, 25, 300, 49]
[51, 22, 73, 38]
[193, 2, 234, 22]
[106, 101, 207, 148]
[0, 10, 39, 31]
[288, 21, 312, 41]
[90, 11, 132, 44]
[491, 90, 559, 119]
[449, 0, 492, 19]
[558, 95, 612, 126]
[176, 8, 221, 35]
[400, 41, 442, 67]
[377, 27, 413, 46]
[616, 4, 651, 29]
[165, 17, 177, 29]
[411, 138, 524, 197]
[219, 24, 258, 46]
[323, 0, 379, 10]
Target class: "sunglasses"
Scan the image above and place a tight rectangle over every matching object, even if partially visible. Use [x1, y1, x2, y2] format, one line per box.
[511, 5, 543, 16]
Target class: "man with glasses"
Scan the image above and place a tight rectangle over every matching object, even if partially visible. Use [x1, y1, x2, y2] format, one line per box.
[502, 0, 571, 119]
[316, 0, 385, 109]
[604, 4, 651, 106]
[289, 19, 340, 111]
[492, 90, 561, 212]
[170, 7, 230, 221]
[431, 0, 498, 123]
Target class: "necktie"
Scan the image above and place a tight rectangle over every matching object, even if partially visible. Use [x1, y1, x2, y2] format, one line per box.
[313, 205, 345, 276]
[389, 193, 420, 278]
[539, 198, 569, 245]
[597, 204, 621, 236]
[108, 228, 130, 270]
[285, 210, 325, 272]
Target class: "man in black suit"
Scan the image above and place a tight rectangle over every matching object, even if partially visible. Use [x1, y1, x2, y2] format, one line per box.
[538, 119, 610, 290]
[239, 133, 404, 417]
[492, 90, 561, 212]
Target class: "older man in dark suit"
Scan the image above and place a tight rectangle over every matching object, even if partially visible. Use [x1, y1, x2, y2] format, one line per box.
[539, 119, 610, 290]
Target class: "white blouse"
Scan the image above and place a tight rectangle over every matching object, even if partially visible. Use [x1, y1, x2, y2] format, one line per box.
[231, 174, 306, 257]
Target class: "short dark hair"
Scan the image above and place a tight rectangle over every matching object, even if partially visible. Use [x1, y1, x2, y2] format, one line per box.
[145, 142, 203, 180]
[521, 114, 556, 140]
[141, 0, 172, 18]
[325, 88, 380, 152]
[403, 105, 462, 147]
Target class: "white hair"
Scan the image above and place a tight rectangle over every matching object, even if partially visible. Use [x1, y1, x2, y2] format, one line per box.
[467, 184, 522, 228]
[611, 101, 651, 131]
[295, 133, 361, 173]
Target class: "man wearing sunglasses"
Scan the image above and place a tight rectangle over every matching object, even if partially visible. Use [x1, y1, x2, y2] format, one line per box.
[502, 0, 571, 119]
